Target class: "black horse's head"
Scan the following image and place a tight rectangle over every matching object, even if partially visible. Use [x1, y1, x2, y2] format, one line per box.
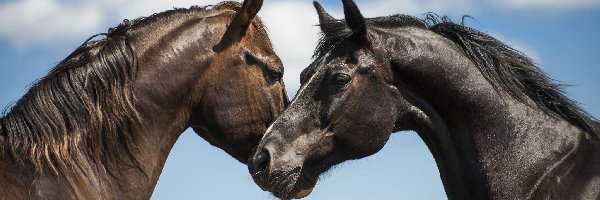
[247, 0, 600, 199]
[248, 1, 406, 198]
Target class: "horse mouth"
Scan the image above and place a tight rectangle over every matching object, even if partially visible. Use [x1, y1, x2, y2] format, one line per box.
[292, 186, 315, 199]
[274, 174, 317, 200]
[253, 167, 317, 199]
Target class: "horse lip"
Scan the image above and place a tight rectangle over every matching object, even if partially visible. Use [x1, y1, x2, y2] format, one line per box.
[292, 175, 319, 199]
[251, 172, 270, 191]
[257, 167, 304, 199]
[281, 169, 319, 199]
[293, 186, 314, 199]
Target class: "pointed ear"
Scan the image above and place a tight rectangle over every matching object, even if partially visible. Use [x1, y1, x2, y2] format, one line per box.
[313, 1, 337, 37]
[342, 0, 369, 44]
[213, 0, 263, 52]
[237, 0, 264, 31]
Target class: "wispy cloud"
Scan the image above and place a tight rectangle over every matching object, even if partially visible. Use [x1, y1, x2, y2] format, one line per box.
[358, 0, 473, 17]
[312, 0, 472, 20]
[0, 0, 222, 47]
[0, 0, 103, 47]
[261, 1, 321, 92]
[99, 0, 222, 21]
[487, 0, 600, 11]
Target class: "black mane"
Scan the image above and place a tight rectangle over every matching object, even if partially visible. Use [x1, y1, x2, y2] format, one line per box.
[312, 13, 599, 139]
[313, 14, 425, 59]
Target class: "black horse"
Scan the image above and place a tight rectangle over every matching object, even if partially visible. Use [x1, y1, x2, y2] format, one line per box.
[248, 0, 600, 199]
[0, 0, 289, 199]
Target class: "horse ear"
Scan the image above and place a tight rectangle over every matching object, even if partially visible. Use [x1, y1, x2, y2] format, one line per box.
[237, 0, 264, 31]
[313, 1, 337, 37]
[213, 0, 263, 51]
[341, 0, 369, 44]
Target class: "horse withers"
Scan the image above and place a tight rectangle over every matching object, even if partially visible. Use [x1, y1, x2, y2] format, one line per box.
[248, 0, 599, 199]
[0, 0, 288, 199]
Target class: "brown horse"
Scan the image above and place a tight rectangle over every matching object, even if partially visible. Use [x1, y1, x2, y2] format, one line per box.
[249, 0, 600, 199]
[0, 0, 288, 199]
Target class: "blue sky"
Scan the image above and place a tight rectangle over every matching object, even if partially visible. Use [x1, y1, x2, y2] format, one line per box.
[1, 0, 599, 199]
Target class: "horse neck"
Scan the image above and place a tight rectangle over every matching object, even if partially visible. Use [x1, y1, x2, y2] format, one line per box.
[109, 25, 219, 199]
[81, 12, 224, 197]
[386, 28, 594, 199]
[0, 22, 215, 200]
[0, 106, 186, 199]
[417, 92, 589, 199]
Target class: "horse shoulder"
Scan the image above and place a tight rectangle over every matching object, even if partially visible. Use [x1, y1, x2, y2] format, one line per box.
[529, 134, 600, 199]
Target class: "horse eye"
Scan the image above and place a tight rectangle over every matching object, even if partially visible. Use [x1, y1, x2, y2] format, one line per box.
[270, 71, 283, 81]
[331, 73, 351, 85]
[244, 52, 258, 65]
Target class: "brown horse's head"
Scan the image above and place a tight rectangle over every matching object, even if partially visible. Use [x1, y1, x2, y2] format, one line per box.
[186, 0, 289, 163]
[129, 0, 288, 165]
[248, 0, 401, 198]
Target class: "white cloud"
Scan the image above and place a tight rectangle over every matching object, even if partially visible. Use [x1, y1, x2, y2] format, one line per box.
[261, 1, 322, 92]
[487, 0, 600, 11]
[0, 0, 103, 47]
[99, 0, 222, 20]
[0, 0, 223, 47]
[357, 0, 473, 17]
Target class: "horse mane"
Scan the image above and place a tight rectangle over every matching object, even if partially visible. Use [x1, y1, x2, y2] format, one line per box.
[312, 13, 599, 139]
[0, 31, 141, 175]
[425, 15, 599, 139]
[108, 2, 270, 46]
[0, 2, 251, 176]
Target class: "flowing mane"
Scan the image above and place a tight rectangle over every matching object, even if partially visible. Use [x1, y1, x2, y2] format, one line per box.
[311, 13, 599, 139]
[0, 3, 252, 176]
[1, 32, 141, 175]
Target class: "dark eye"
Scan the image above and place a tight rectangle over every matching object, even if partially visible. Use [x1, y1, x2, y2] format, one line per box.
[331, 73, 351, 85]
[244, 52, 258, 65]
[270, 70, 283, 81]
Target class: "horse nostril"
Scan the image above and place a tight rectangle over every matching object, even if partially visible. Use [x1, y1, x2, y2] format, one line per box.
[252, 148, 270, 174]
